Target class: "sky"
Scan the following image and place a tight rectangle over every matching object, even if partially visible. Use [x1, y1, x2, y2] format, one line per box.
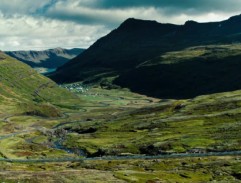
[0, 0, 241, 51]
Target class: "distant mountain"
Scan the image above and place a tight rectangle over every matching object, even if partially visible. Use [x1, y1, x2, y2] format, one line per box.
[50, 14, 241, 98]
[0, 51, 78, 116]
[5, 48, 84, 71]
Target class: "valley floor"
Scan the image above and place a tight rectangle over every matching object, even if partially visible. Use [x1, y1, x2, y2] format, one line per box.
[1, 84, 241, 182]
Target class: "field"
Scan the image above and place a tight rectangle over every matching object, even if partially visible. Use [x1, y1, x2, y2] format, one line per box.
[0, 156, 241, 182]
[1, 80, 241, 182]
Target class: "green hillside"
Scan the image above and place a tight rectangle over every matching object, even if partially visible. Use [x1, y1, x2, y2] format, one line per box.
[0, 51, 79, 117]
[55, 88, 241, 156]
[1, 73, 241, 182]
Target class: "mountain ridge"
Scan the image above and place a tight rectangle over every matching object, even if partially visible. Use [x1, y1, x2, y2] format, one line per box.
[50, 14, 241, 98]
[5, 47, 84, 70]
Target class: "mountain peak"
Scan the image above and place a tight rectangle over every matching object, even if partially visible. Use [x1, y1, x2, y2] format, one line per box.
[122, 18, 146, 24]
[48, 47, 65, 54]
[52, 47, 64, 51]
[118, 18, 160, 30]
[227, 14, 241, 23]
[184, 20, 199, 26]
[51, 13, 241, 91]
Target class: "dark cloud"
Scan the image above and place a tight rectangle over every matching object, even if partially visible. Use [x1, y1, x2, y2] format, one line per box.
[96, 0, 241, 13]
[0, 0, 240, 50]
[46, 5, 125, 27]
[43, 0, 241, 28]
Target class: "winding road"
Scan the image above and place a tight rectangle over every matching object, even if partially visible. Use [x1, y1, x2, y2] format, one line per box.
[0, 151, 241, 163]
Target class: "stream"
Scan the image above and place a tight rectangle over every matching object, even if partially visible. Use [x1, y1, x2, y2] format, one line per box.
[53, 140, 87, 157]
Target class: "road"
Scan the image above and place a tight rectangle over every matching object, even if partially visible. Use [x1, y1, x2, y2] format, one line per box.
[0, 151, 241, 163]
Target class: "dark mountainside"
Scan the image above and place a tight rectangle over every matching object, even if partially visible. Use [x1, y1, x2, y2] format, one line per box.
[50, 14, 241, 99]
[5, 48, 84, 69]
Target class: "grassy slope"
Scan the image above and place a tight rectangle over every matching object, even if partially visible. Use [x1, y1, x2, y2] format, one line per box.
[0, 52, 80, 116]
[1, 86, 241, 182]
[2, 48, 241, 182]
[1, 156, 241, 182]
[60, 88, 241, 156]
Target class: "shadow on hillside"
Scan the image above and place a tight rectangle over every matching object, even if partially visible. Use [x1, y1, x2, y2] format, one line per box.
[114, 54, 241, 99]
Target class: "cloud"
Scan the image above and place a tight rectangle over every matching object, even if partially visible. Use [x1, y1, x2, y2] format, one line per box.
[95, 0, 241, 13]
[0, 0, 240, 51]
[0, 0, 50, 16]
[46, 0, 240, 27]
[46, 3, 163, 27]
[0, 14, 109, 51]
